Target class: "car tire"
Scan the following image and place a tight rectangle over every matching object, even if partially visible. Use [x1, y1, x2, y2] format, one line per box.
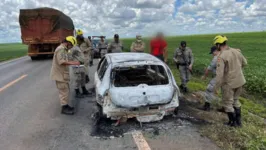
[174, 107, 179, 115]
[96, 103, 107, 119]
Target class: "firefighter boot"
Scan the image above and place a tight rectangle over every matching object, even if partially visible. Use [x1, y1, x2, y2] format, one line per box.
[234, 107, 242, 127]
[225, 112, 237, 127]
[203, 102, 211, 111]
[61, 105, 74, 115]
[75, 89, 84, 98]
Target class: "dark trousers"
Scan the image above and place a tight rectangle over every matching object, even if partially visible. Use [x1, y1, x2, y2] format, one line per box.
[155, 55, 164, 62]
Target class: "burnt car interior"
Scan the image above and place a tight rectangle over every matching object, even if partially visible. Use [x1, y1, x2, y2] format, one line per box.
[112, 65, 169, 87]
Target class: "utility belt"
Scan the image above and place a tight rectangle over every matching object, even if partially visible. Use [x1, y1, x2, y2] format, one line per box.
[176, 62, 191, 66]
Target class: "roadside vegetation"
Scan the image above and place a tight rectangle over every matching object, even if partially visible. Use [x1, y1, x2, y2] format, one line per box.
[122, 31, 266, 149]
[0, 43, 27, 62]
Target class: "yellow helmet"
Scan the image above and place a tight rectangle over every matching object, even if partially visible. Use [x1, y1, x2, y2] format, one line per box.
[65, 36, 76, 46]
[76, 29, 83, 35]
[213, 35, 228, 45]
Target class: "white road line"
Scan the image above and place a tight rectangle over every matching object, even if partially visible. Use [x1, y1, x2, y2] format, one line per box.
[0, 56, 28, 66]
[0, 74, 28, 92]
[132, 131, 151, 150]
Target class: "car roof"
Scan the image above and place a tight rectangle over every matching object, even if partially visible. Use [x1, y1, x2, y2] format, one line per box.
[105, 53, 162, 64]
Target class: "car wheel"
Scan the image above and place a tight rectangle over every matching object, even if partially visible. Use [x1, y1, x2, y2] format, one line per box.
[174, 107, 179, 115]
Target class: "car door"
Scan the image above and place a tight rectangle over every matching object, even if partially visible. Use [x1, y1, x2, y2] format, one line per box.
[95, 57, 110, 101]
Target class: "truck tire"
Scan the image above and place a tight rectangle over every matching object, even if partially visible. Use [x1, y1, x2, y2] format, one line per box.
[31, 56, 39, 61]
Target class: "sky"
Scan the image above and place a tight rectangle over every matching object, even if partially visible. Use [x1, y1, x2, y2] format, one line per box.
[0, 0, 266, 43]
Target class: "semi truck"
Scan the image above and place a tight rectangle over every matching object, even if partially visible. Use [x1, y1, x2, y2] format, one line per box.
[19, 7, 74, 60]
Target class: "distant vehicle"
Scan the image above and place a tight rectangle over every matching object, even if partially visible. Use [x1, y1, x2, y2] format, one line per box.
[91, 36, 108, 58]
[19, 7, 74, 60]
[94, 53, 180, 123]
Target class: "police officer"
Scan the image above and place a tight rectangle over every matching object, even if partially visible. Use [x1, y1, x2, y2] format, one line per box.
[130, 35, 145, 52]
[69, 42, 91, 98]
[50, 36, 80, 115]
[107, 34, 123, 53]
[97, 36, 108, 57]
[201, 46, 220, 111]
[213, 35, 247, 127]
[173, 41, 194, 93]
[76, 29, 91, 83]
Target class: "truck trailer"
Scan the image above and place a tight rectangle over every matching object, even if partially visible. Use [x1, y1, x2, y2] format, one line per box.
[19, 7, 74, 60]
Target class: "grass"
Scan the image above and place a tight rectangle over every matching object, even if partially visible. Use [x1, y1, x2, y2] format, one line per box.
[172, 67, 266, 149]
[0, 43, 27, 62]
[121, 31, 266, 149]
[121, 31, 266, 96]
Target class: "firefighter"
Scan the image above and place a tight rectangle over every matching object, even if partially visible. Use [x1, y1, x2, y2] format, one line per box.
[76, 29, 91, 83]
[50, 36, 80, 115]
[213, 35, 247, 127]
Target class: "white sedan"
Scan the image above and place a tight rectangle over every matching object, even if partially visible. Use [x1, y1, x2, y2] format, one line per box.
[94, 53, 180, 122]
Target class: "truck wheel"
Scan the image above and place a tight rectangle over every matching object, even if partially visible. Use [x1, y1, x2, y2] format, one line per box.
[31, 56, 39, 60]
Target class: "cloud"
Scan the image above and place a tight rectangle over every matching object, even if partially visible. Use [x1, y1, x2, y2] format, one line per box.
[0, 0, 265, 43]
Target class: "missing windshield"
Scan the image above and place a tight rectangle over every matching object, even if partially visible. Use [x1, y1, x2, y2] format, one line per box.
[112, 65, 169, 87]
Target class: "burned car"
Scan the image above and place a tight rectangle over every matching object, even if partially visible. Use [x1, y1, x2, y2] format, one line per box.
[94, 53, 180, 122]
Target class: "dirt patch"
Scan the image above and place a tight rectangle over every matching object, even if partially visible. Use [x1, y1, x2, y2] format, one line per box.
[90, 97, 212, 139]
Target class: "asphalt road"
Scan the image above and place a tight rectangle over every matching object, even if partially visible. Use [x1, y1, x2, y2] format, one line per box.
[0, 57, 220, 150]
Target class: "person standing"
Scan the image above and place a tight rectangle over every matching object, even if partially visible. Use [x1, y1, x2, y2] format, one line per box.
[50, 36, 80, 115]
[173, 41, 194, 93]
[130, 35, 145, 52]
[69, 44, 91, 98]
[213, 35, 247, 127]
[107, 34, 123, 53]
[201, 46, 220, 111]
[88, 36, 94, 66]
[150, 32, 168, 62]
[76, 30, 91, 83]
[97, 36, 108, 57]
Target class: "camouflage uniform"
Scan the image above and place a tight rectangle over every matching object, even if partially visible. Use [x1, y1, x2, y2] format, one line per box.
[130, 39, 145, 52]
[173, 47, 194, 90]
[107, 41, 123, 53]
[69, 46, 86, 89]
[79, 38, 92, 79]
[204, 56, 218, 102]
[215, 47, 247, 113]
[97, 40, 108, 57]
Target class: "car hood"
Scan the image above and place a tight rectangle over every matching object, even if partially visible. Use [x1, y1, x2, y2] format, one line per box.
[109, 84, 174, 108]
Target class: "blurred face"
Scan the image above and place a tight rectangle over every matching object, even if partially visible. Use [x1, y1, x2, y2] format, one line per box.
[213, 50, 219, 56]
[66, 42, 73, 49]
[114, 37, 119, 42]
[181, 44, 186, 50]
[157, 34, 163, 39]
[136, 36, 141, 42]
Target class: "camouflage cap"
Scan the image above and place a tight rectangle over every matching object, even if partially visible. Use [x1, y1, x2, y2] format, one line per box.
[114, 34, 119, 38]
